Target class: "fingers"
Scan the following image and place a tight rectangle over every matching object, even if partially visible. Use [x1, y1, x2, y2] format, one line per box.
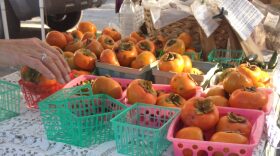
[31, 38, 71, 84]
[39, 41, 71, 72]
[22, 55, 55, 80]
[43, 49, 71, 83]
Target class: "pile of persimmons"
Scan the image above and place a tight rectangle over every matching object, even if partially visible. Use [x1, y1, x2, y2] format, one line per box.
[45, 21, 201, 76]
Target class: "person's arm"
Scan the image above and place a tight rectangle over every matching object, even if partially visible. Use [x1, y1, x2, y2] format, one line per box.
[0, 38, 71, 84]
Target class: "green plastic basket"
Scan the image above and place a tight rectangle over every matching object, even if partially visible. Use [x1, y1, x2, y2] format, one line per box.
[0, 80, 20, 122]
[111, 103, 180, 156]
[39, 84, 127, 147]
[208, 49, 244, 64]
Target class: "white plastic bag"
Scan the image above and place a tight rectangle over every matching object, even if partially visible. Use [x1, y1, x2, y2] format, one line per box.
[142, 0, 192, 29]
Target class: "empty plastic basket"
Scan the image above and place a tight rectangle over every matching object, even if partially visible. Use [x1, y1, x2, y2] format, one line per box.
[111, 103, 180, 156]
[39, 84, 127, 147]
[0, 80, 20, 121]
[208, 49, 244, 64]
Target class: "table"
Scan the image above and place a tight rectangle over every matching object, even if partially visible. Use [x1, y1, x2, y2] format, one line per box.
[0, 58, 279, 156]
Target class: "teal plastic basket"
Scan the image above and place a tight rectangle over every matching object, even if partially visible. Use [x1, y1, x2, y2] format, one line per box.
[208, 49, 244, 64]
[0, 80, 20, 122]
[111, 103, 180, 156]
[39, 84, 127, 147]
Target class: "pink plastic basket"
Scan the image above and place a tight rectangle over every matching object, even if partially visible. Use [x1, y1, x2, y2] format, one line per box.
[167, 107, 265, 156]
[204, 86, 274, 114]
[64, 75, 132, 102]
[123, 84, 203, 106]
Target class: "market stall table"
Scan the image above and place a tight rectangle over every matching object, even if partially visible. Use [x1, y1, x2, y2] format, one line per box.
[0, 60, 279, 155]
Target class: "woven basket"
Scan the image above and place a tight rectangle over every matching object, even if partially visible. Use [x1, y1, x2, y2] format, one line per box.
[144, 8, 241, 60]
[144, 9, 201, 45]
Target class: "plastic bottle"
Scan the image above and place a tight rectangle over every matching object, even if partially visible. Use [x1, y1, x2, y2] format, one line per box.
[119, 0, 136, 37]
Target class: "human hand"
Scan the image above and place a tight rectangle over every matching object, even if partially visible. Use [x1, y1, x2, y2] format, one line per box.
[0, 38, 71, 84]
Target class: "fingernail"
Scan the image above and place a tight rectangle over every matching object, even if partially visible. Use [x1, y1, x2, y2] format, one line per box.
[59, 78, 65, 84]
[50, 74, 56, 80]
[66, 75, 71, 82]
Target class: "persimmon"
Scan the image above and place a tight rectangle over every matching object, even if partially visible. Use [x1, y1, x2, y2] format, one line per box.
[64, 40, 83, 52]
[158, 52, 184, 73]
[115, 41, 138, 67]
[100, 49, 120, 66]
[218, 68, 236, 83]
[185, 48, 196, 53]
[217, 112, 252, 138]
[46, 31, 67, 49]
[163, 38, 185, 55]
[178, 32, 192, 48]
[73, 49, 97, 71]
[20, 66, 40, 83]
[237, 63, 262, 86]
[153, 34, 167, 51]
[170, 73, 197, 100]
[223, 71, 253, 94]
[102, 27, 121, 41]
[71, 70, 91, 78]
[135, 39, 155, 54]
[63, 32, 74, 44]
[71, 30, 84, 40]
[182, 55, 192, 73]
[131, 51, 156, 69]
[82, 32, 96, 41]
[156, 93, 186, 108]
[206, 86, 226, 97]
[130, 31, 145, 42]
[206, 96, 229, 107]
[180, 97, 219, 131]
[121, 37, 138, 44]
[210, 132, 248, 144]
[229, 87, 268, 110]
[98, 35, 115, 50]
[175, 127, 204, 140]
[84, 39, 104, 58]
[77, 21, 97, 34]
[63, 51, 76, 69]
[38, 75, 57, 86]
[126, 79, 157, 104]
[92, 76, 123, 99]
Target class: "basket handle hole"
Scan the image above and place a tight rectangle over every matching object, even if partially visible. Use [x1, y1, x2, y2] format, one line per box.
[212, 151, 224, 156]
[182, 148, 193, 156]
[197, 150, 207, 156]
[177, 143, 183, 148]
[207, 146, 213, 151]
[239, 149, 246, 155]
[223, 148, 230, 153]
[192, 145, 198, 150]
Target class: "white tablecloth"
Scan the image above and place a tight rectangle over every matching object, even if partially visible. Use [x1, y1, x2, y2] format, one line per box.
[0, 57, 279, 156]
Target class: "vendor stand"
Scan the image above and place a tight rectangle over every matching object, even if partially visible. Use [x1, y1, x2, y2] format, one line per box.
[0, 0, 280, 156]
[0, 59, 278, 155]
